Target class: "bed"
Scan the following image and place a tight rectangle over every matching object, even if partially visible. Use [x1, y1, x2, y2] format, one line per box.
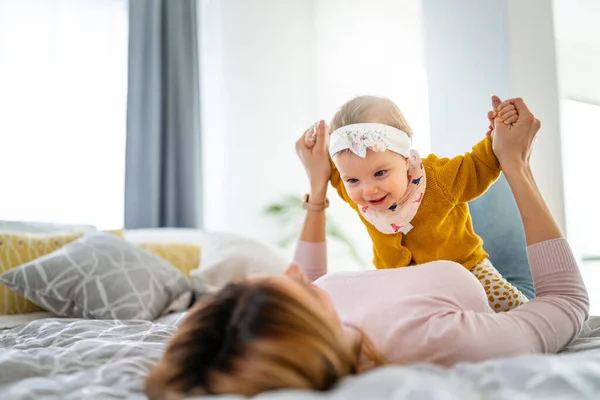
[1, 226, 599, 399]
[1, 314, 600, 400]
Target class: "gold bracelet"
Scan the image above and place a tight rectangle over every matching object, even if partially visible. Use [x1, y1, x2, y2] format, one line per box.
[302, 193, 329, 211]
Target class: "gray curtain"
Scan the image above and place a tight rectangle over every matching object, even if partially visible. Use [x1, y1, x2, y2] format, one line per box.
[124, 0, 202, 229]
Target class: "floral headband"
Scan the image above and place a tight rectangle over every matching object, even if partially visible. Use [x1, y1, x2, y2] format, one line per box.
[329, 123, 411, 158]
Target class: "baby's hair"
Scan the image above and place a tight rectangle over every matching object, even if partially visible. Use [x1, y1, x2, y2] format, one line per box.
[329, 95, 413, 139]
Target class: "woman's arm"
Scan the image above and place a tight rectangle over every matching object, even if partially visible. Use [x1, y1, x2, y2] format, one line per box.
[299, 184, 327, 243]
[293, 121, 330, 281]
[446, 237, 588, 364]
[503, 163, 561, 245]
[445, 98, 589, 363]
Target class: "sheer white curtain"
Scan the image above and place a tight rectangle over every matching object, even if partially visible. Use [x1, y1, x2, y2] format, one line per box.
[0, 0, 128, 230]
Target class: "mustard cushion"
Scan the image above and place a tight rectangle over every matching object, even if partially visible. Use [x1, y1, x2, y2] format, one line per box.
[0, 232, 84, 315]
[138, 243, 200, 277]
[106, 228, 125, 238]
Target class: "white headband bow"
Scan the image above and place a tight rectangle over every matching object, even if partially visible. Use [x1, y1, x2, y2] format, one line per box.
[329, 123, 411, 158]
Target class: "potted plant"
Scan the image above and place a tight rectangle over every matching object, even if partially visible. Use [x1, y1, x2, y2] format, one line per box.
[263, 194, 366, 267]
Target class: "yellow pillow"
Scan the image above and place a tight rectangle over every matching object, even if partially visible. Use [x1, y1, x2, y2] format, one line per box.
[138, 243, 201, 277]
[0, 232, 84, 315]
[106, 228, 125, 238]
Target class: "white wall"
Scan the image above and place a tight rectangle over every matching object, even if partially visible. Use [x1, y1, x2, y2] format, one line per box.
[421, 0, 510, 157]
[199, 0, 429, 271]
[199, 0, 316, 244]
[421, 0, 566, 232]
[506, 0, 565, 232]
[314, 0, 431, 154]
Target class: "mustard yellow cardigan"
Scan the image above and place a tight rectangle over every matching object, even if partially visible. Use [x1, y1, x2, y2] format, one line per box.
[330, 136, 501, 270]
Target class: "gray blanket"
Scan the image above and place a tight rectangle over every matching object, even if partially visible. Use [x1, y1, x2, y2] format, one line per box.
[1, 315, 599, 400]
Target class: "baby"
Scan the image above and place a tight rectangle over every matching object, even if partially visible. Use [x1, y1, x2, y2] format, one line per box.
[322, 95, 527, 312]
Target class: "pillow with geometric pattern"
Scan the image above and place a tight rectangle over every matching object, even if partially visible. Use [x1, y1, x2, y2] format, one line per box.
[0, 232, 191, 320]
[0, 231, 84, 314]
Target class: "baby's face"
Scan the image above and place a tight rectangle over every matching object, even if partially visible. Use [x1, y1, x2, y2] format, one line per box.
[333, 149, 409, 210]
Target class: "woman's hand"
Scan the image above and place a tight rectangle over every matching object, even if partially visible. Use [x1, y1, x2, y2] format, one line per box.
[295, 120, 331, 195]
[489, 97, 562, 245]
[490, 96, 541, 170]
[486, 95, 519, 137]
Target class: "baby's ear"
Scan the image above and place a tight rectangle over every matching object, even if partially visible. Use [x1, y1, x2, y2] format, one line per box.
[285, 262, 309, 283]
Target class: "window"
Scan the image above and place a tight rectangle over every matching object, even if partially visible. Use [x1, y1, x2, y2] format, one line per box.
[0, 0, 128, 230]
[561, 99, 600, 314]
[561, 99, 600, 259]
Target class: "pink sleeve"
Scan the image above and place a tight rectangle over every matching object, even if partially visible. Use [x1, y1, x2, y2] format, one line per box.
[448, 238, 590, 363]
[293, 241, 327, 282]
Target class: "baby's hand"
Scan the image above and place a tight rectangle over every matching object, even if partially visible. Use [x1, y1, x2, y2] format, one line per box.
[486, 95, 519, 137]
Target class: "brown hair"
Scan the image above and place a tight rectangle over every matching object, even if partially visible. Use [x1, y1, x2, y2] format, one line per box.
[145, 279, 384, 399]
[329, 95, 413, 138]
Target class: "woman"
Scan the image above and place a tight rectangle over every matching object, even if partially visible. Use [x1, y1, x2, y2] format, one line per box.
[144, 98, 589, 399]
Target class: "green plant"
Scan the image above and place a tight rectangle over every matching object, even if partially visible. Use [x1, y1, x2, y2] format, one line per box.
[263, 194, 366, 266]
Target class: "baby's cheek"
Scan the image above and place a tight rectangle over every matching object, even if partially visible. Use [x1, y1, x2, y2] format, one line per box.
[345, 186, 364, 205]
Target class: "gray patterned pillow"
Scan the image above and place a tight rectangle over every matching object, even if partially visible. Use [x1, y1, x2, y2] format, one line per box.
[0, 232, 191, 320]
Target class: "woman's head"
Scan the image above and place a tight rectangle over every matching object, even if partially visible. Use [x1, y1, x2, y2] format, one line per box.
[144, 265, 360, 399]
[329, 96, 414, 210]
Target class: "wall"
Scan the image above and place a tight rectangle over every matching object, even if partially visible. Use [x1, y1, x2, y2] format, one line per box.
[421, 0, 566, 232]
[199, 0, 317, 246]
[506, 0, 565, 232]
[421, 0, 511, 157]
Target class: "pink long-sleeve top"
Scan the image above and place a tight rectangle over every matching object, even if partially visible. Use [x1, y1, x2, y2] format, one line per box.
[293, 238, 589, 366]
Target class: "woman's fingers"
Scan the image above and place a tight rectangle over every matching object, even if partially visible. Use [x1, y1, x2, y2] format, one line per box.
[297, 124, 315, 154]
[499, 104, 515, 116]
[315, 120, 328, 154]
[304, 122, 318, 149]
[498, 109, 518, 124]
[298, 120, 327, 154]
[497, 100, 512, 112]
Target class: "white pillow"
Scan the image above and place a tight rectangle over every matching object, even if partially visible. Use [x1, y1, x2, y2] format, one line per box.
[124, 228, 290, 295]
[123, 228, 209, 244]
[0, 220, 97, 234]
[189, 231, 289, 295]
